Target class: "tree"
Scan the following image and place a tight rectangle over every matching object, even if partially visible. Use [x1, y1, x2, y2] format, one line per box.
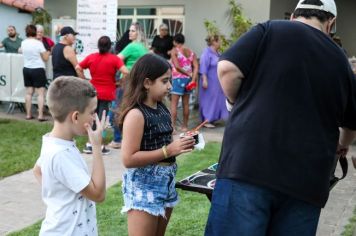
[204, 0, 252, 52]
[32, 7, 52, 35]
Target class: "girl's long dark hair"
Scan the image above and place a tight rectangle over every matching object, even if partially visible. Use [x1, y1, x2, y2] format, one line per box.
[117, 54, 171, 130]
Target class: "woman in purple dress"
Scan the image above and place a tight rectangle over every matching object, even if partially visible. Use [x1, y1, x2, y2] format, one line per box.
[199, 35, 229, 128]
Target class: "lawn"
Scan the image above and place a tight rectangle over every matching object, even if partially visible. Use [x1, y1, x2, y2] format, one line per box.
[342, 207, 356, 236]
[0, 118, 112, 179]
[8, 142, 221, 236]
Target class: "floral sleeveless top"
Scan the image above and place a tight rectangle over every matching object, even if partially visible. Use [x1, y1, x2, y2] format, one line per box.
[171, 47, 194, 79]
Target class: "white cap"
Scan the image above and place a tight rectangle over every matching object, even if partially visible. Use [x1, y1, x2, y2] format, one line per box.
[295, 0, 337, 33]
[295, 0, 336, 16]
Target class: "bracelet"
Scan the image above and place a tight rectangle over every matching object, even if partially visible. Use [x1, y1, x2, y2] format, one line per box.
[226, 98, 235, 105]
[162, 145, 169, 159]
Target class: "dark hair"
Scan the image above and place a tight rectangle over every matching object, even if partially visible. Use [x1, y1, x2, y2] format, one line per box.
[8, 25, 16, 30]
[98, 36, 112, 54]
[117, 54, 172, 129]
[293, 0, 335, 22]
[173, 33, 185, 44]
[25, 25, 37, 37]
[115, 30, 131, 53]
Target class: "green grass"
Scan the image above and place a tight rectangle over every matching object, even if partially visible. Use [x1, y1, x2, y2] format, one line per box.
[342, 207, 356, 236]
[8, 142, 221, 236]
[0, 118, 112, 179]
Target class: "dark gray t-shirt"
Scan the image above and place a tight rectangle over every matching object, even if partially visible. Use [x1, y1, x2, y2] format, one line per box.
[217, 20, 356, 207]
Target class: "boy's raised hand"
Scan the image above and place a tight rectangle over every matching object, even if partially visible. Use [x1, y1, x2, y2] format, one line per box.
[85, 110, 110, 147]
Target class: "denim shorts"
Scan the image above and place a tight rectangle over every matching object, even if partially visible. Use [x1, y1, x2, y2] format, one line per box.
[171, 77, 192, 95]
[121, 163, 178, 217]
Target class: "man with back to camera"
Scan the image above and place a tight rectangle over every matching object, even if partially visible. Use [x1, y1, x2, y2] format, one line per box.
[52, 26, 85, 79]
[205, 0, 356, 235]
[0, 25, 23, 53]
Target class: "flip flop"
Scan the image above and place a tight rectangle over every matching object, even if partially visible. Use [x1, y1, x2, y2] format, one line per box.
[203, 123, 216, 128]
[25, 116, 34, 120]
[38, 118, 48, 122]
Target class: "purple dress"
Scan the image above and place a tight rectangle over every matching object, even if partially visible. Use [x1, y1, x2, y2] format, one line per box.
[199, 47, 229, 122]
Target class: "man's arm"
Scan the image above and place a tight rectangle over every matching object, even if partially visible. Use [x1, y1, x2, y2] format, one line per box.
[218, 60, 244, 104]
[63, 46, 85, 79]
[0, 42, 3, 48]
[338, 127, 356, 151]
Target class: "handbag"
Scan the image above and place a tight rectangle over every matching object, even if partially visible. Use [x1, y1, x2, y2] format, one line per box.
[329, 154, 348, 190]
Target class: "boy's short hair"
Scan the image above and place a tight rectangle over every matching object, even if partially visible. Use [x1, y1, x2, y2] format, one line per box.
[47, 76, 96, 122]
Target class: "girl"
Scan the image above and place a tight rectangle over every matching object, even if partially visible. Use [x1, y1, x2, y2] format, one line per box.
[170, 33, 199, 132]
[118, 54, 195, 236]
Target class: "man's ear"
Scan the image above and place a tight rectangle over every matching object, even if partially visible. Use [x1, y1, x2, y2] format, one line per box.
[327, 17, 337, 34]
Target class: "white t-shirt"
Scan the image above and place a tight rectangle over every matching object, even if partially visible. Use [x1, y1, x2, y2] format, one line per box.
[21, 38, 46, 68]
[36, 134, 98, 236]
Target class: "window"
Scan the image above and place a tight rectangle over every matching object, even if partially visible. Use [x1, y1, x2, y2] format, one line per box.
[117, 7, 184, 44]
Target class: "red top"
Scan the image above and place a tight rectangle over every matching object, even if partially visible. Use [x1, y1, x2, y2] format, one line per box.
[79, 53, 124, 101]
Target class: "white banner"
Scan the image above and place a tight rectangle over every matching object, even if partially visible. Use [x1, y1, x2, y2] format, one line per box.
[0, 53, 12, 101]
[76, 0, 118, 56]
[10, 54, 26, 103]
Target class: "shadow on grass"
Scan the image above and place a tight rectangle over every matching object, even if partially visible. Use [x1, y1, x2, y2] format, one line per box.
[8, 142, 221, 236]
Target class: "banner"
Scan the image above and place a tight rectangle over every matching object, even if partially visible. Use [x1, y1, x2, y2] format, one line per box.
[76, 0, 118, 56]
[10, 54, 26, 103]
[0, 53, 12, 101]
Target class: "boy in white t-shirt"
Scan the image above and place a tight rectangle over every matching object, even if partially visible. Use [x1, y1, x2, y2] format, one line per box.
[33, 76, 108, 235]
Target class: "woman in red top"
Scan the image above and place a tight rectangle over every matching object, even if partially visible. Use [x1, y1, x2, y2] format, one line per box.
[77, 36, 128, 154]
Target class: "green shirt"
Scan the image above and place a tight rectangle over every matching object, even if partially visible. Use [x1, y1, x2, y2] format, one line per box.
[1, 36, 23, 53]
[120, 42, 148, 70]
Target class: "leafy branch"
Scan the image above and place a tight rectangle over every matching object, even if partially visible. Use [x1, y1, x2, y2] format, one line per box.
[204, 0, 252, 52]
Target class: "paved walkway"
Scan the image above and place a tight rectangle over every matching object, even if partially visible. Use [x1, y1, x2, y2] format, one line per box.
[1, 106, 356, 235]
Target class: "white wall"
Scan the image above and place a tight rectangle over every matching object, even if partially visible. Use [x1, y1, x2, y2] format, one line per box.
[118, 0, 270, 56]
[0, 4, 32, 51]
[44, 0, 76, 19]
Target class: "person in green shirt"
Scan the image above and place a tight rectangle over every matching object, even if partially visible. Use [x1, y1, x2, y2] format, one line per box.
[118, 22, 148, 71]
[0, 25, 23, 53]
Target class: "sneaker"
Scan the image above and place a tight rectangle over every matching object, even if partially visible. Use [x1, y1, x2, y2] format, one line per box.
[83, 143, 92, 154]
[101, 146, 111, 155]
[108, 141, 121, 149]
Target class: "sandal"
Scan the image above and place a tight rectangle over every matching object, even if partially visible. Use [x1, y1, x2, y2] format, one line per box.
[108, 141, 121, 149]
[203, 123, 216, 128]
[25, 116, 34, 120]
[38, 118, 48, 122]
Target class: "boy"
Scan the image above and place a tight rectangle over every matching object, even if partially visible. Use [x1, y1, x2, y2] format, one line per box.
[33, 76, 107, 235]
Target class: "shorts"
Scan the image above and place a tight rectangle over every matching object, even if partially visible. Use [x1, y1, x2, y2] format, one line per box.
[23, 67, 47, 88]
[171, 77, 192, 95]
[121, 163, 179, 217]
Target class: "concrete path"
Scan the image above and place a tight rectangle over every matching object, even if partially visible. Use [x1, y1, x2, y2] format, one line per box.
[1, 108, 356, 235]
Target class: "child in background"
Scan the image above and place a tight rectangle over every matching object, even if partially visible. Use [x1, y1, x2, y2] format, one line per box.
[33, 76, 108, 235]
[117, 54, 195, 236]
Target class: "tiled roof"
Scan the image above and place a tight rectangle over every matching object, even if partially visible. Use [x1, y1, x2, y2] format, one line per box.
[0, 0, 43, 12]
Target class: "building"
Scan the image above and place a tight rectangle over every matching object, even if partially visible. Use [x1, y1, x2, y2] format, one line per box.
[1, 0, 354, 56]
[43, 0, 356, 57]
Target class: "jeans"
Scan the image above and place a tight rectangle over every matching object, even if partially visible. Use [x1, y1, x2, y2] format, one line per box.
[205, 179, 321, 236]
[109, 87, 124, 142]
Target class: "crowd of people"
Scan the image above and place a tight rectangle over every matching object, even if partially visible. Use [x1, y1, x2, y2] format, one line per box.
[3, 0, 356, 235]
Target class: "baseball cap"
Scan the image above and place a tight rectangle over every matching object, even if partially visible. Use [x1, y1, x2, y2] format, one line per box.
[295, 0, 337, 33]
[60, 26, 78, 36]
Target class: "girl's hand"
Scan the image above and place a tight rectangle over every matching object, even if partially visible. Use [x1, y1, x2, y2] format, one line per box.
[85, 110, 110, 147]
[202, 77, 208, 89]
[167, 136, 195, 156]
